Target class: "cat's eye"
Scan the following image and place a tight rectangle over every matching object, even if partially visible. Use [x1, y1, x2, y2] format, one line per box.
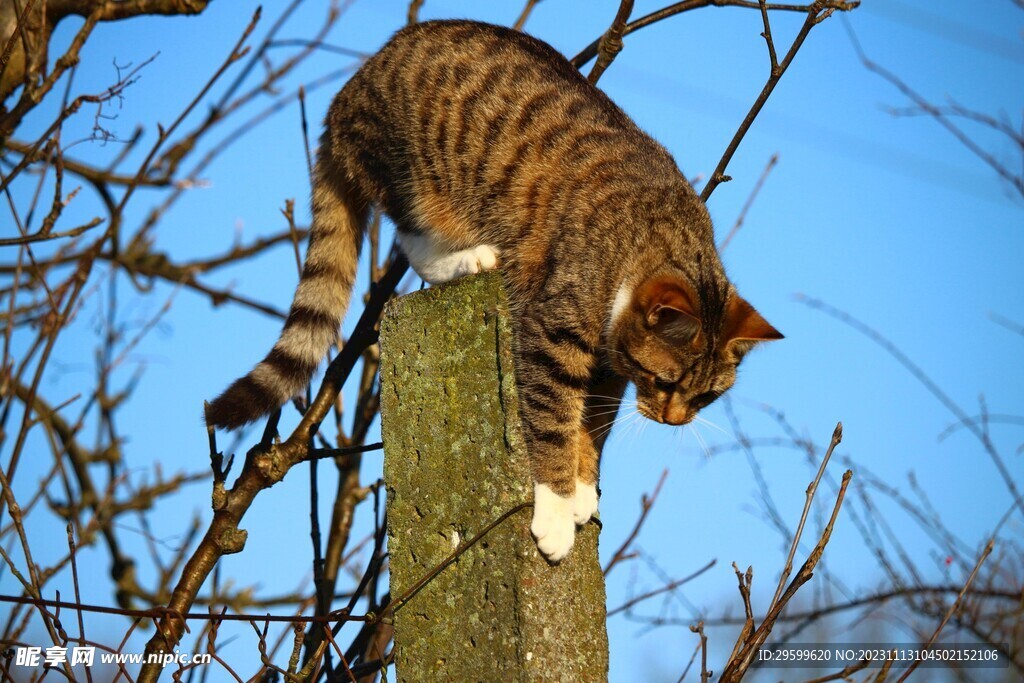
[653, 377, 675, 392]
[691, 391, 720, 410]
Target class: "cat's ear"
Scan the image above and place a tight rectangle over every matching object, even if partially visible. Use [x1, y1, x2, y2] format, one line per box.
[723, 293, 783, 353]
[640, 278, 701, 345]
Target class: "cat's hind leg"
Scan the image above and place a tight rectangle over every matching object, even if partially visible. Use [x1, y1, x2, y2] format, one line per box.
[399, 231, 499, 285]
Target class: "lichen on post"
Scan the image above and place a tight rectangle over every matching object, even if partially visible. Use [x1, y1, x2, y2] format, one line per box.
[380, 271, 609, 682]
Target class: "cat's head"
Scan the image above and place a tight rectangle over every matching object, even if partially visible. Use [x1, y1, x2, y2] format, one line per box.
[608, 275, 782, 425]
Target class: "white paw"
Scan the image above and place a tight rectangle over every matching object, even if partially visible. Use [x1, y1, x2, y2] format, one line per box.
[531, 483, 576, 562]
[573, 480, 598, 525]
[474, 244, 499, 271]
[455, 251, 482, 278]
[454, 245, 499, 278]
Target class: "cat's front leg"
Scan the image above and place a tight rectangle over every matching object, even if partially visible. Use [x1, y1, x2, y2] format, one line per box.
[575, 370, 628, 525]
[516, 316, 596, 562]
[573, 434, 600, 527]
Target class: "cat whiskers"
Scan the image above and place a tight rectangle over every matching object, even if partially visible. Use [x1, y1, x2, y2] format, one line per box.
[584, 395, 637, 419]
[586, 411, 630, 438]
[630, 411, 647, 444]
[582, 394, 632, 407]
[585, 407, 629, 420]
[687, 421, 712, 460]
[587, 408, 641, 443]
[583, 392, 627, 401]
[618, 409, 649, 445]
[692, 414, 731, 438]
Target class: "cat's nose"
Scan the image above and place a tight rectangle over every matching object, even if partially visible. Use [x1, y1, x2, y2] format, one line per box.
[663, 404, 690, 425]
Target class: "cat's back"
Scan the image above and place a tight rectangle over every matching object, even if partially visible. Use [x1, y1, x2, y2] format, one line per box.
[328, 21, 683, 245]
[364, 20, 611, 117]
[385, 21, 582, 82]
[337, 20, 637, 146]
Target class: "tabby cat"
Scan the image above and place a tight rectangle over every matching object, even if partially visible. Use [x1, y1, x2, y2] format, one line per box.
[206, 20, 782, 561]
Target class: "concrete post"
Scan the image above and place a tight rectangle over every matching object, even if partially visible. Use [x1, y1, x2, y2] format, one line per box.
[380, 271, 608, 682]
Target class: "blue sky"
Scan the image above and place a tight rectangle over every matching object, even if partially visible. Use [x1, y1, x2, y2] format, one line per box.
[3, 1, 1022, 680]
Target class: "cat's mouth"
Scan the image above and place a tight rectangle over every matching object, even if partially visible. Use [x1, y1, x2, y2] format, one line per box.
[638, 403, 692, 426]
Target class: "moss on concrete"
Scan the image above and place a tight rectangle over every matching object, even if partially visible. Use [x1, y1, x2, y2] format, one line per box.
[380, 271, 609, 682]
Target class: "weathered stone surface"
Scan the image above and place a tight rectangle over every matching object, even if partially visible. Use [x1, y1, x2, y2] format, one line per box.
[380, 271, 608, 683]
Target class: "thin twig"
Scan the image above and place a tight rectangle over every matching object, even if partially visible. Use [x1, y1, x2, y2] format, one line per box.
[588, 0, 634, 85]
[604, 469, 668, 575]
[796, 294, 1024, 519]
[769, 422, 843, 611]
[407, 0, 424, 25]
[139, 257, 408, 680]
[719, 153, 778, 251]
[701, 1, 855, 201]
[607, 559, 716, 617]
[688, 620, 710, 683]
[844, 19, 1023, 199]
[513, 0, 542, 31]
[894, 539, 995, 683]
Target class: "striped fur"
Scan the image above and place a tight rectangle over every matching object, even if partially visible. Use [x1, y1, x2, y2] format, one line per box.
[206, 21, 781, 559]
[205, 157, 366, 430]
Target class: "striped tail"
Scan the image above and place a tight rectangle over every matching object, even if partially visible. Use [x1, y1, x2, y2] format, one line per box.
[206, 159, 368, 430]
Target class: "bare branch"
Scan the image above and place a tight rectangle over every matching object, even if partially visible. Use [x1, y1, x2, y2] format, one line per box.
[407, 0, 424, 26]
[718, 153, 778, 251]
[513, 0, 542, 31]
[587, 0, 634, 85]
[571, 0, 859, 69]
[607, 559, 716, 617]
[894, 539, 996, 682]
[769, 422, 843, 610]
[701, 1, 858, 201]
[604, 469, 668, 576]
[844, 20, 1024, 199]
[797, 294, 1024, 519]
